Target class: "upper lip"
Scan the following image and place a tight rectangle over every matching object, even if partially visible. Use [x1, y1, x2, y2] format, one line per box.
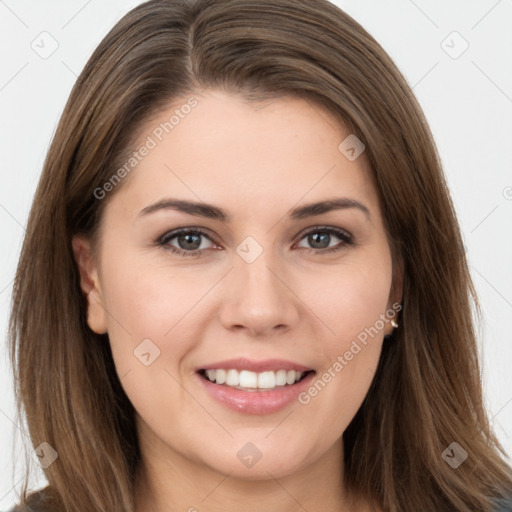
[198, 358, 314, 373]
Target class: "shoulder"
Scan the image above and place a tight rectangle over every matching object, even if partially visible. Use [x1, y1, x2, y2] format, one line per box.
[4, 503, 39, 512]
[4, 506, 37, 512]
[4, 503, 41, 512]
[4, 487, 53, 512]
[492, 495, 512, 511]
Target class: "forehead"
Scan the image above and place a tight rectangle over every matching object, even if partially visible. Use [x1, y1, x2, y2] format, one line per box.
[105, 89, 379, 223]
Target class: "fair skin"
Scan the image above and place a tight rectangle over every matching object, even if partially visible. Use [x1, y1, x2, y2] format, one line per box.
[73, 89, 400, 512]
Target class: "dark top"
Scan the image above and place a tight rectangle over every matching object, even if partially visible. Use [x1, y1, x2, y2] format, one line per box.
[6, 494, 512, 511]
[494, 498, 512, 511]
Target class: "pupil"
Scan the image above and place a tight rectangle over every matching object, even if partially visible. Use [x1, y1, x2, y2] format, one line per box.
[309, 232, 330, 249]
[179, 233, 201, 250]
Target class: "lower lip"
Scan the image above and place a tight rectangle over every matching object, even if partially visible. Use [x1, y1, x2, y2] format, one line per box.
[197, 371, 316, 415]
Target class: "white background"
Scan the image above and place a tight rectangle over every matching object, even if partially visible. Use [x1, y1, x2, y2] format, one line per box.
[1, 0, 511, 508]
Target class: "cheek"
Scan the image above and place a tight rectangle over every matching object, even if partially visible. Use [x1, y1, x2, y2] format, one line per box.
[307, 254, 393, 345]
[295, 253, 392, 423]
[96, 252, 194, 372]
[97, 254, 208, 423]
[100, 245, 217, 331]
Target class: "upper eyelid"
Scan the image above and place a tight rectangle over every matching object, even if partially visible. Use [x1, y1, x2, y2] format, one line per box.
[296, 225, 352, 239]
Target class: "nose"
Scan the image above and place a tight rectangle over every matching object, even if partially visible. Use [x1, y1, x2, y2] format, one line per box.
[219, 250, 301, 338]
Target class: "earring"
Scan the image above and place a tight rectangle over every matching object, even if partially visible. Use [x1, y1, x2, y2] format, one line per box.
[391, 319, 398, 328]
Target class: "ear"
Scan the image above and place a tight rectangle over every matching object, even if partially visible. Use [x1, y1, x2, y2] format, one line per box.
[384, 257, 404, 337]
[72, 235, 108, 335]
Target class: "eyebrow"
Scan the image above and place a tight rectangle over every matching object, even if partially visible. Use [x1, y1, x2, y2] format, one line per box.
[138, 197, 371, 222]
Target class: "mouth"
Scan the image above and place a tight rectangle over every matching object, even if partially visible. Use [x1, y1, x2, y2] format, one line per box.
[197, 368, 315, 392]
[195, 357, 317, 414]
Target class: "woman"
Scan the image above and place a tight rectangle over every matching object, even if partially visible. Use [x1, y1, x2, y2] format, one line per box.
[7, 0, 512, 510]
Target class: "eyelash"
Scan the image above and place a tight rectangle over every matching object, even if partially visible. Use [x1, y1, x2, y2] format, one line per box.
[156, 226, 355, 258]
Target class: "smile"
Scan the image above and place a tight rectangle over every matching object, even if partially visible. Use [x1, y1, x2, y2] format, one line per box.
[195, 357, 316, 414]
[199, 368, 312, 391]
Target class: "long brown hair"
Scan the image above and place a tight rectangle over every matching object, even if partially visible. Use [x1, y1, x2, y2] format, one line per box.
[9, 0, 512, 510]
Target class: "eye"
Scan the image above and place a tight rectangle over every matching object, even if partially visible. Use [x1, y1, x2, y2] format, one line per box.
[295, 226, 354, 254]
[157, 225, 354, 258]
[157, 228, 217, 258]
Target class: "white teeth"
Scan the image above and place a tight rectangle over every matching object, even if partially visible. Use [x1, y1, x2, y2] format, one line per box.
[226, 369, 239, 386]
[239, 370, 258, 388]
[203, 369, 306, 390]
[215, 369, 226, 385]
[275, 369, 287, 386]
[258, 371, 275, 389]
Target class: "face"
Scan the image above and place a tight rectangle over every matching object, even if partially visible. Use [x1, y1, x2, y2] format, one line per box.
[73, 89, 402, 481]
